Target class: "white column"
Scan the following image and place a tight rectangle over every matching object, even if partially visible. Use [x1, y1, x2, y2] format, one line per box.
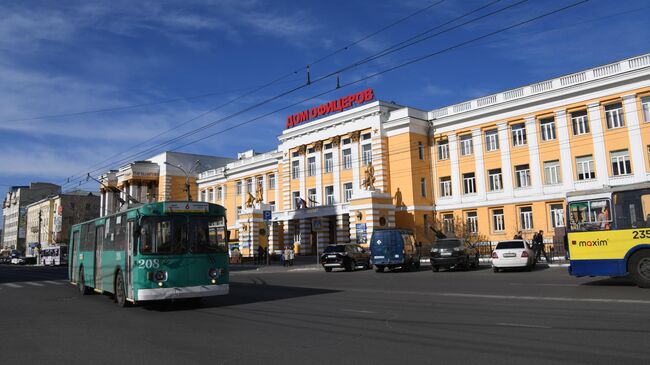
[351, 141, 361, 195]
[332, 147, 341, 203]
[587, 102, 609, 186]
[525, 116, 543, 195]
[472, 129, 486, 200]
[240, 179, 245, 203]
[262, 175, 268, 203]
[622, 94, 648, 181]
[497, 123, 514, 197]
[315, 152, 322, 205]
[555, 109, 575, 191]
[274, 173, 280, 206]
[299, 155, 306, 202]
[100, 191, 105, 217]
[141, 184, 148, 203]
[448, 134, 461, 202]
[106, 191, 114, 215]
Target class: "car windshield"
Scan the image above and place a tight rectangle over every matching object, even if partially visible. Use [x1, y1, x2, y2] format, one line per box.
[139, 216, 227, 255]
[324, 245, 346, 253]
[433, 240, 462, 248]
[496, 241, 525, 249]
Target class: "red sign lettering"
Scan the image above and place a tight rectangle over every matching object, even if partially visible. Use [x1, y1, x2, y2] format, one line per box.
[285, 88, 375, 129]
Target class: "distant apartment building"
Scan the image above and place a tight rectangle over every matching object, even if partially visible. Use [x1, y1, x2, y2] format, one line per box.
[2, 183, 62, 253]
[25, 191, 100, 256]
[98, 151, 233, 216]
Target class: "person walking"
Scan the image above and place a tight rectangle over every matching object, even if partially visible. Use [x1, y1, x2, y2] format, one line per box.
[534, 230, 550, 263]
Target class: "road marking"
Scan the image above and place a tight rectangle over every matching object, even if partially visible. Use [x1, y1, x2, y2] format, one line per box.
[439, 293, 650, 305]
[44, 280, 64, 285]
[2, 283, 22, 288]
[509, 283, 579, 287]
[24, 282, 44, 287]
[496, 322, 552, 329]
[340, 309, 377, 314]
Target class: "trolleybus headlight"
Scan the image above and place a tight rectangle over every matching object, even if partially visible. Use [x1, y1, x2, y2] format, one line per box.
[208, 268, 219, 279]
[153, 271, 167, 282]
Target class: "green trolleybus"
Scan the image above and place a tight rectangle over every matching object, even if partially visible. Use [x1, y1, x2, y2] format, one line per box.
[68, 201, 229, 306]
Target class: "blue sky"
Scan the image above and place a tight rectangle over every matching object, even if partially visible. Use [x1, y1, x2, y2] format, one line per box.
[1, 0, 650, 224]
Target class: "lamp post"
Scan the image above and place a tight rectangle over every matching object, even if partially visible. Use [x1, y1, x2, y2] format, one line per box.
[164, 160, 201, 201]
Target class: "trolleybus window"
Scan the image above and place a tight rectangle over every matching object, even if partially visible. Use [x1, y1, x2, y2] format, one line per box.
[139, 216, 227, 254]
[568, 199, 612, 231]
[612, 189, 650, 229]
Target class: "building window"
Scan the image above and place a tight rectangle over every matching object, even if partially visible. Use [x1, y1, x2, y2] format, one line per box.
[485, 129, 499, 151]
[610, 150, 631, 176]
[236, 206, 242, 220]
[307, 157, 316, 177]
[200, 190, 206, 202]
[307, 147, 315, 154]
[439, 177, 452, 197]
[576, 155, 596, 180]
[543, 160, 561, 185]
[437, 140, 449, 160]
[647, 145, 650, 166]
[342, 138, 351, 145]
[642, 96, 650, 122]
[550, 204, 564, 228]
[459, 134, 473, 156]
[539, 117, 556, 141]
[362, 143, 372, 166]
[308, 188, 317, 207]
[324, 153, 333, 173]
[325, 186, 334, 205]
[292, 192, 300, 209]
[344, 182, 353, 202]
[605, 102, 625, 129]
[236, 181, 242, 194]
[324, 143, 332, 150]
[342, 148, 352, 169]
[217, 187, 223, 200]
[492, 209, 505, 232]
[466, 211, 478, 234]
[462, 172, 476, 194]
[246, 178, 253, 194]
[362, 132, 371, 140]
[515, 164, 531, 188]
[571, 110, 590, 135]
[519, 206, 533, 231]
[420, 178, 427, 198]
[511, 123, 527, 147]
[443, 214, 454, 234]
[488, 168, 502, 191]
[269, 201, 276, 212]
[268, 174, 276, 189]
[292, 160, 300, 179]
[418, 142, 425, 160]
[208, 189, 214, 202]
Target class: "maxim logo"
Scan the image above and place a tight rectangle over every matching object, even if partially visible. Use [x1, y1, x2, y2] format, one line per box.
[572, 239, 608, 247]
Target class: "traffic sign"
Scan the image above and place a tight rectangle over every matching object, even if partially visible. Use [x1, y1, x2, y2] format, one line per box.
[263, 210, 272, 221]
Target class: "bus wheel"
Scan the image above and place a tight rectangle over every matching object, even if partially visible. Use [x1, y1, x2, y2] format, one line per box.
[78, 267, 91, 295]
[115, 270, 129, 307]
[629, 250, 650, 288]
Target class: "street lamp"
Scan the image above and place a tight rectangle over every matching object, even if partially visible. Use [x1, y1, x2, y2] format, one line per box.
[164, 160, 201, 201]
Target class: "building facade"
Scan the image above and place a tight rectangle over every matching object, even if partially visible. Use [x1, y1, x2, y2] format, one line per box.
[2, 183, 62, 253]
[98, 151, 233, 216]
[195, 53, 650, 255]
[25, 192, 100, 256]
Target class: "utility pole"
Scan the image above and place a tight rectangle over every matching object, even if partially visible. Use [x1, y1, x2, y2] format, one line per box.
[37, 210, 42, 265]
[164, 160, 201, 201]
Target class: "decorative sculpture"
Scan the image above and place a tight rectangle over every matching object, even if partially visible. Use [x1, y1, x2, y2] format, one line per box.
[245, 192, 255, 208]
[361, 162, 375, 190]
[255, 180, 264, 203]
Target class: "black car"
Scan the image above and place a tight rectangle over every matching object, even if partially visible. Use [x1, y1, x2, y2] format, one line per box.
[430, 238, 479, 272]
[320, 244, 371, 272]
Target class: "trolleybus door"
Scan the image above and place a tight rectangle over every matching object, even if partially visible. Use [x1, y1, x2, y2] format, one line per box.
[70, 231, 79, 281]
[126, 220, 134, 299]
[94, 226, 104, 290]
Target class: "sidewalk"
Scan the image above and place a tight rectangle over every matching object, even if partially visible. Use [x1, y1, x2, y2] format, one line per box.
[229, 255, 322, 273]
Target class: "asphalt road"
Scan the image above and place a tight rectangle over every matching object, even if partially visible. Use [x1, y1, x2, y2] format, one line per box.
[1, 263, 649, 365]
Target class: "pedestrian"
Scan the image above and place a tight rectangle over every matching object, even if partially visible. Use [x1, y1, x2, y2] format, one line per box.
[257, 245, 264, 265]
[289, 247, 295, 266]
[534, 230, 550, 263]
[513, 231, 523, 239]
[283, 246, 291, 267]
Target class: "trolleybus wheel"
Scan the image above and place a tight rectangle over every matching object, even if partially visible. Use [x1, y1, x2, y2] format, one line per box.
[115, 270, 129, 307]
[628, 250, 650, 288]
[78, 267, 91, 295]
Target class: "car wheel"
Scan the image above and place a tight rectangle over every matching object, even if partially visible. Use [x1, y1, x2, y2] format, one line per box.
[78, 267, 91, 295]
[345, 260, 355, 272]
[432, 265, 439, 272]
[628, 250, 650, 288]
[324, 267, 332, 272]
[414, 259, 421, 270]
[493, 266, 499, 273]
[114, 270, 129, 307]
[474, 255, 480, 269]
[463, 256, 470, 271]
[374, 265, 384, 273]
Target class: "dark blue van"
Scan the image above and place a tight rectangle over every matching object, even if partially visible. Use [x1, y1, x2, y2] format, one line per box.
[369, 229, 421, 272]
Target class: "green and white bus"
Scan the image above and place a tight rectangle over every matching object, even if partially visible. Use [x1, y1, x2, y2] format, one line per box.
[69, 201, 229, 306]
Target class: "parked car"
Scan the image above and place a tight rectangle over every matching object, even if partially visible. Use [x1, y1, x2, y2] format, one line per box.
[0, 256, 11, 264]
[430, 238, 479, 272]
[369, 229, 421, 272]
[11, 256, 26, 265]
[491, 240, 536, 272]
[320, 244, 371, 272]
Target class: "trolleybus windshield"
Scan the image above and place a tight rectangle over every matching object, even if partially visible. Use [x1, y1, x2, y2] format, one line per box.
[139, 216, 227, 254]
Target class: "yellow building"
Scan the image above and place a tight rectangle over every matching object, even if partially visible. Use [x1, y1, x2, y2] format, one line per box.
[196, 53, 650, 255]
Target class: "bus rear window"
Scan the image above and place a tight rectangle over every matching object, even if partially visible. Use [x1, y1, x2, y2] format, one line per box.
[613, 189, 650, 229]
[568, 199, 611, 231]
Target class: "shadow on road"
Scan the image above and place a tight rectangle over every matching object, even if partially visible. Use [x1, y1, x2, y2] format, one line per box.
[141, 281, 340, 312]
[0, 265, 68, 283]
[580, 277, 635, 287]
